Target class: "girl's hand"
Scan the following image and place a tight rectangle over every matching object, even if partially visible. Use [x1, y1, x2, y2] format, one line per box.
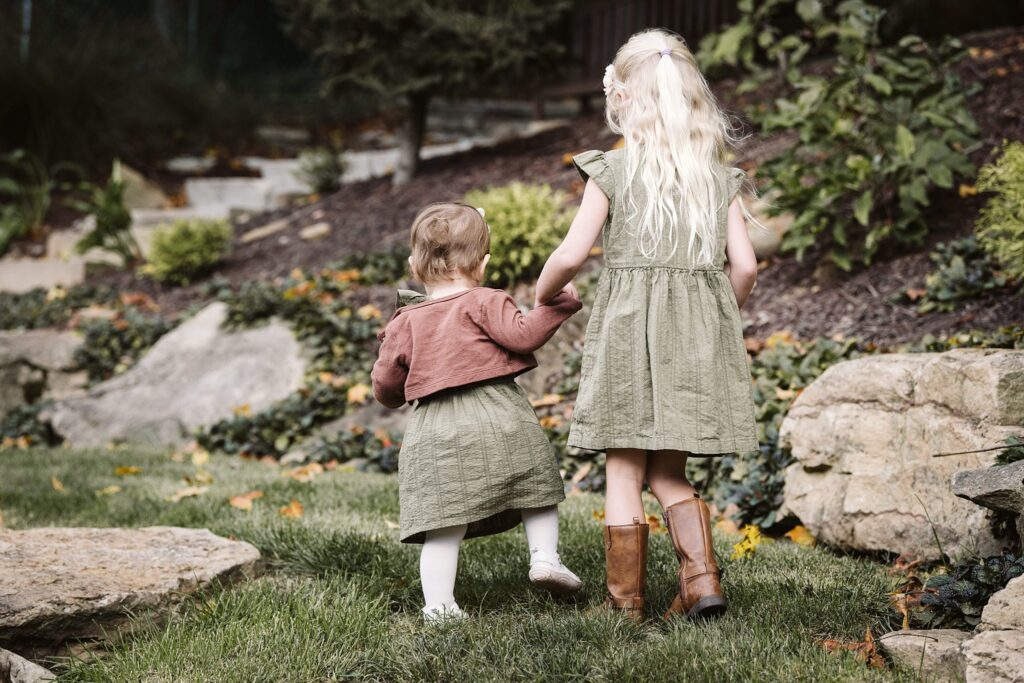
[561, 282, 579, 301]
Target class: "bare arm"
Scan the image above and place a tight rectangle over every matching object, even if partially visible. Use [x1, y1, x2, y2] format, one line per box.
[724, 199, 758, 309]
[534, 179, 609, 305]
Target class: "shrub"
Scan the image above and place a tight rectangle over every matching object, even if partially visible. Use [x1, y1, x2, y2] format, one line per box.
[899, 237, 1009, 313]
[915, 553, 1024, 629]
[976, 142, 1024, 282]
[73, 310, 174, 384]
[69, 160, 142, 267]
[142, 219, 233, 285]
[759, 4, 978, 270]
[309, 427, 402, 473]
[0, 402, 60, 449]
[463, 183, 574, 288]
[297, 146, 347, 194]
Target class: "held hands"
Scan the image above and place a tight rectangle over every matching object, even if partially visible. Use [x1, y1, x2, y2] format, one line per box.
[535, 282, 577, 308]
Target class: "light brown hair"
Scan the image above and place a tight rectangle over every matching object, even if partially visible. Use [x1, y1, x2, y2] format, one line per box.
[409, 203, 490, 283]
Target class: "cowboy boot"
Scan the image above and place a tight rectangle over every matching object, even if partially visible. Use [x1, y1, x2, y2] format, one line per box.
[663, 495, 727, 620]
[595, 520, 649, 621]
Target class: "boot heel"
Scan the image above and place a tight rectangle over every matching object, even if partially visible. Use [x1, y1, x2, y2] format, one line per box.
[688, 595, 727, 619]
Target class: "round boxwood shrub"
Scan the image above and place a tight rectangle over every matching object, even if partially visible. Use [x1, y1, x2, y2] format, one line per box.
[142, 218, 233, 285]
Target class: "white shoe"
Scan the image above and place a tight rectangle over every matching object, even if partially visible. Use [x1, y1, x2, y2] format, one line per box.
[529, 550, 583, 595]
[422, 603, 466, 623]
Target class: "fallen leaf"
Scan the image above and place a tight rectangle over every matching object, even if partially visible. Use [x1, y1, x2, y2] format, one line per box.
[323, 460, 339, 471]
[357, 304, 382, 320]
[958, 183, 977, 197]
[167, 485, 209, 503]
[821, 627, 885, 668]
[284, 463, 324, 483]
[539, 415, 563, 429]
[589, 246, 604, 256]
[774, 387, 797, 400]
[228, 490, 264, 511]
[317, 372, 347, 388]
[96, 485, 122, 496]
[715, 517, 742, 535]
[784, 525, 816, 547]
[612, 137, 625, 149]
[347, 383, 371, 405]
[646, 513, 665, 534]
[114, 466, 141, 477]
[904, 287, 927, 301]
[384, 518, 400, 529]
[530, 393, 564, 408]
[51, 476, 66, 493]
[232, 403, 252, 417]
[764, 330, 796, 349]
[279, 499, 304, 519]
[120, 292, 158, 311]
[374, 429, 395, 447]
[730, 525, 762, 560]
[191, 448, 210, 467]
[332, 269, 361, 283]
[743, 338, 764, 354]
[186, 470, 214, 485]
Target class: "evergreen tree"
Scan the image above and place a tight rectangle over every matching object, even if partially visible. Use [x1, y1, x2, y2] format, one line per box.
[274, 0, 569, 185]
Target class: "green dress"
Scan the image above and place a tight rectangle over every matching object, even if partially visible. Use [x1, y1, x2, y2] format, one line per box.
[567, 150, 758, 455]
[392, 293, 566, 544]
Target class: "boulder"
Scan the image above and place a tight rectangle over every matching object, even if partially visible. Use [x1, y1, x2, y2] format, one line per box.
[0, 329, 86, 413]
[953, 460, 1024, 515]
[978, 575, 1024, 633]
[120, 164, 169, 210]
[47, 302, 305, 447]
[878, 629, 968, 683]
[962, 630, 1024, 683]
[0, 648, 55, 683]
[0, 527, 260, 652]
[781, 349, 1024, 559]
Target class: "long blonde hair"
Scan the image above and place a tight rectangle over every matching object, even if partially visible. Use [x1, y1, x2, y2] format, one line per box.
[604, 29, 734, 264]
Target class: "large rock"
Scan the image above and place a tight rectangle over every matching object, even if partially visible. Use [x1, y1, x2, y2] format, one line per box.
[978, 575, 1024, 633]
[781, 349, 1024, 559]
[878, 629, 968, 683]
[0, 527, 260, 652]
[47, 303, 305, 447]
[962, 630, 1024, 683]
[953, 460, 1024, 515]
[0, 329, 86, 413]
[0, 648, 55, 683]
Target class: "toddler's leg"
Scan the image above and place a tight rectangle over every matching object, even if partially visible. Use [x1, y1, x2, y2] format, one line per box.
[420, 523, 468, 621]
[522, 506, 582, 594]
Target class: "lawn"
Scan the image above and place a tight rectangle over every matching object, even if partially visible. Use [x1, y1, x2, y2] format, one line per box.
[1, 448, 916, 682]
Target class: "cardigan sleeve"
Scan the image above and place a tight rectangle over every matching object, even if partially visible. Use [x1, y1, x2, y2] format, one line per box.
[371, 325, 409, 409]
[473, 289, 582, 355]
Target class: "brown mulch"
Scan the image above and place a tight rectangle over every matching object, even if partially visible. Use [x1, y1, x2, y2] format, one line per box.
[87, 27, 1024, 343]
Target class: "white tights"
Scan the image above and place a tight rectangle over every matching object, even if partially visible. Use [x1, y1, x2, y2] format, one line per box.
[420, 505, 560, 608]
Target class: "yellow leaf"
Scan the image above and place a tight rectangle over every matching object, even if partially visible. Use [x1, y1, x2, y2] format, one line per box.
[589, 246, 604, 256]
[357, 304, 382, 320]
[530, 393, 564, 408]
[774, 387, 797, 400]
[347, 383, 371, 405]
[229, 490, 264, 511]
[332, 269, 361, 283]
[51, 476, 65, 493]
[283, 463, 324, 483]
[784, 525, 816, 547]
[191, 448, 210, 467]
[188, 470, 214, 485]
[538, 415, 563, 429]
[958, 183, 977, 197]
[279, 499, 304, 519]
[646, 513, 666, 534]
[730, 524, 763, 560]
[114, 466, 141, 477]
[167, 485, 209, 503]
[592, 508, 606, 522]
[764, 330, 796, 349]
[96, 485, 122, 496]
[232, 403, 252, 417]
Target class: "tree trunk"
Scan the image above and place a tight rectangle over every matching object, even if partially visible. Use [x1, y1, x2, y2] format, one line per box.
[393, 93, 429, 186]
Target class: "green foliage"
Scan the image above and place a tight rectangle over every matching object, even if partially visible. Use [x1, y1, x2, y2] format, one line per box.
[142, 219, 233, 285]
[757, 4, 978, 269]
[464, 183, 574, 288]
[331, 246, 409, 285]
[309, 427, 403, 473]
[915, 553, 1024, 629]
[976, 142, 1024, 282]
[0, 149, 78, 254]
[73, 311, 174, 385]
[297, 146, 347, 195]
[0, 402, 59, 449]
[0, 285, 119, 330]
[69, 160, 141, 267]
[911, 325, 1024, 352]
[899, 237, 1010, 313]
[996, 436, 1024, 466]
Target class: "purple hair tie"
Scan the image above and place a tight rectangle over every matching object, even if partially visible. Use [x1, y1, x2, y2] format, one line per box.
[659, 48, 672, 57]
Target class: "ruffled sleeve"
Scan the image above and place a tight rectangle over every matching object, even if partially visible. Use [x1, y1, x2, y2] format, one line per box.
[573, 150, 616, 203]
[725, 166, 747, 204]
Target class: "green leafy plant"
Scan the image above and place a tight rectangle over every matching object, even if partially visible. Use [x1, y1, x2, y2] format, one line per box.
[73, 311, 174, 384]
[996, 436, 1024, 466]
[69, 160, 142, 267]
[308, 427, 403, 473]
[758, 4, 978, 270]
[142, 218, 233, 285]
[915, 553, 1024, 629]
[0, 285, 119, 330]
[0, 402, 60, 449]
[976, 142, 1024, 282]
[297, 146, 347, 194]
[464, 182, 574, 288]
[330, 246, 409, 285]
[0, 149, 78, 254]
[899, 237, 1010, 313]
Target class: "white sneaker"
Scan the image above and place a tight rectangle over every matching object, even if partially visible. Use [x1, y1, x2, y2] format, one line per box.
[529, 550, 583, 595]
[422, 603, 466, 624]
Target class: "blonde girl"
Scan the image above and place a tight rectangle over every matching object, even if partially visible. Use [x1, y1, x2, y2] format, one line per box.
[535, 29, 759, 620]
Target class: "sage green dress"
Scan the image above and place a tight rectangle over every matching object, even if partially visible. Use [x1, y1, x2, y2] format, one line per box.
[567, 149, 758, 455]
[392, 294, 566, 544]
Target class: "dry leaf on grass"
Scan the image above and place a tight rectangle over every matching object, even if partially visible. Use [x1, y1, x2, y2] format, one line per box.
[646, 513, 665, 534]
[96, 485, 122, 496]
[191, 448, 210, 467]
[784, 525, 816, 547]
[592, 508, 606, 522]
[228, 491, 264, 512]
[51, 476, 65, 493]
[821, 627, 885, 669]
[284, 463, 324, 482]
[347, 383, 371, 405]
[167, 486, 209, 503]
[530, 393, 564, 408]
[279, 499, 304, 519]
[114, 466, 141, 477]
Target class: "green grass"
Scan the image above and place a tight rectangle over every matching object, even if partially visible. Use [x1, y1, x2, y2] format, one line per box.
[0, 448, 914, 682]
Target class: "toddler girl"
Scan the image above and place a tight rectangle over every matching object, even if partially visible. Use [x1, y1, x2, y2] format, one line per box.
[535, 29, 759, 620]
[372, 202, 584, 622]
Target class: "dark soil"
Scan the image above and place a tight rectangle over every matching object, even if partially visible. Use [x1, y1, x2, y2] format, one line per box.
[86, 27, 1024, 343]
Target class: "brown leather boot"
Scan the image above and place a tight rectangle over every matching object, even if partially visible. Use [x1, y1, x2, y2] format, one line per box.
[663, 495, 727, 620]
[597, 520, 649, 621]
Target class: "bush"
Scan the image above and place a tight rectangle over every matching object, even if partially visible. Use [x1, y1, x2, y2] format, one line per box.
[0, 402, 60, 450]
[976, 142, 1024, 282]
[142, 219, 233, 285]
[70, 160, 141, 267]
[463, 183, 574, 288]
[915, 553, 1024, 629]
[297, 146, 347, 194]
[758, 4, 978, 270]
[899, 237, 1009, 312]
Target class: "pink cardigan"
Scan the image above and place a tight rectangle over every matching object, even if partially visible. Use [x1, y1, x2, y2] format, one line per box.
[371, 287, 582, 408]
